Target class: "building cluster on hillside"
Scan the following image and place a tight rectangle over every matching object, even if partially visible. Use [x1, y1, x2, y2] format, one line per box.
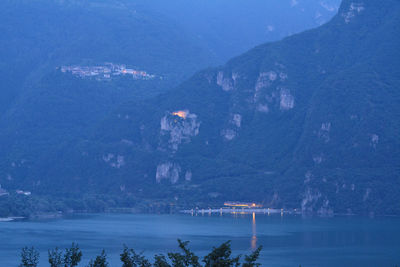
[60, 63, 157, 81]
[16, 190, 31, 196]
[0, 185, 32, 197]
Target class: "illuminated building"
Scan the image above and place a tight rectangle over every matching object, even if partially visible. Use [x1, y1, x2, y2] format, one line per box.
[172, 110, 188, 119]
[223, 202, 262, 208]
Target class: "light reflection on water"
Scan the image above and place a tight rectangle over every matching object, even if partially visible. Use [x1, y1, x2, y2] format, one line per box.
[252, 212, 257, 250]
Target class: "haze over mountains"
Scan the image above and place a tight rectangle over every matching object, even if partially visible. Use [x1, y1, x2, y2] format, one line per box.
[1, 0, 399, 216]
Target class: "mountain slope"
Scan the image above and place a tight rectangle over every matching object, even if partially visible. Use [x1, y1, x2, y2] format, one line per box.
[1, 0, 399, 215]
[0, 0, 340, 190]
[0, 0, 216, 113]
[0, 0, 340, 116]
[78, 0, 399, 215]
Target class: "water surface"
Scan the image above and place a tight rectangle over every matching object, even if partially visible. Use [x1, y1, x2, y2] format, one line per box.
[1, 213, 399, 266]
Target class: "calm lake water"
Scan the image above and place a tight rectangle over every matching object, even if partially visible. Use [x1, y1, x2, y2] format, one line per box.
[1, 213, 399, 266]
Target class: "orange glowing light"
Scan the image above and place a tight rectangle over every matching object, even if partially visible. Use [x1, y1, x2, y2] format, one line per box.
[172, 110, 187, 119]
[224, 202, 262, 208]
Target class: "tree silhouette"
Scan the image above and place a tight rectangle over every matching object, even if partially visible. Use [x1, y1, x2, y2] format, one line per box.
[87, 250, 108, 267]
[19, 247, 40, 267]
[48, 247, 63, 267]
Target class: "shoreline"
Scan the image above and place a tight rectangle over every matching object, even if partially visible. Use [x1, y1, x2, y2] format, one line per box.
[180, 207, 298, 215]
[0, 216, 25, 222]
[2, 208, 400, 222]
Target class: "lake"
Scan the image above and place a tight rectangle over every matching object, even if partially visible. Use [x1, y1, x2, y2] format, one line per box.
[1, 213, 400, 266]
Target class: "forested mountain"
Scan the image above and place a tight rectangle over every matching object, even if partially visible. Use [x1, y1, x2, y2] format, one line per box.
[0, 0, 340, 113]
[1, 0, 398, 216]
[65, 0, 398, 215]
[0, 0, 336, 197]
[0, 0, 214, 113]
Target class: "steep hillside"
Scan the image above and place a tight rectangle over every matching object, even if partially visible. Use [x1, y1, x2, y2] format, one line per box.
[1, 0, 399, 215]
[0, 0, 216, 114]
[0, 0, 215, 203]
[0, 0, 340, 116]
[75, 0, 398, 215]
[0, 0, 339, 162]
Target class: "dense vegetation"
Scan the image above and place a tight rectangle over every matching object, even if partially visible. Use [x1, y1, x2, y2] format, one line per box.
[19, 241, 262, 267]
[0, 192, 180, 218]
[1, 0, 399, 216]
[0, 0, 342, 217]
[58, 0, 398, 215]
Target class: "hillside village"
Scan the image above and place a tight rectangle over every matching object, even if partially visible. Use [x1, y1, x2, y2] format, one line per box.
[0, 185, 31, 197]
[60, 63, 157, 81]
